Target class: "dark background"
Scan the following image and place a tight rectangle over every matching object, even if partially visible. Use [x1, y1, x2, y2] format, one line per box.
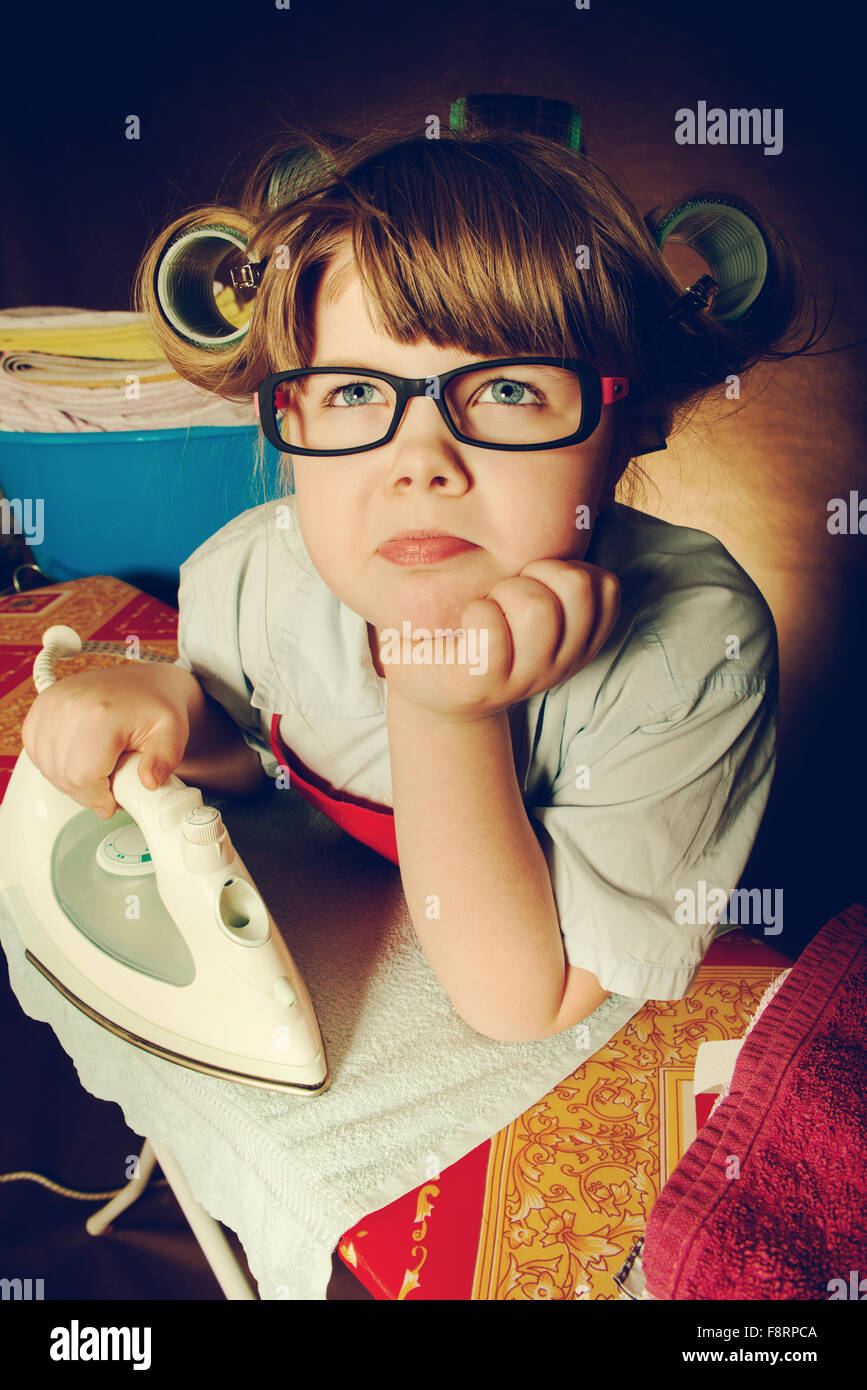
[0, 0, 865, 1301]
[0, 0, 863, 319]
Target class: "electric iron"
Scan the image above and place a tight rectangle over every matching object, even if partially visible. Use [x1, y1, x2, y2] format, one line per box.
[0, 625, 330, 1096]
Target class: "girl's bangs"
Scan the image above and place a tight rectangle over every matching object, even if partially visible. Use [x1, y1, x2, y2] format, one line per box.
[300, 140, 605, 364]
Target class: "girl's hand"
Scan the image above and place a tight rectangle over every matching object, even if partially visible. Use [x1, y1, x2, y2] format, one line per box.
[381, 558, 621, 724]
[21, 664, 195, 818]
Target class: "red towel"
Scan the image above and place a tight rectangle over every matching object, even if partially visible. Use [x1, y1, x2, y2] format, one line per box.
[642, 902, 867, 1300]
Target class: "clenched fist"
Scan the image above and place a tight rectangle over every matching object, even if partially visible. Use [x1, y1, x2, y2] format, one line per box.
[379, 558, 621, 724]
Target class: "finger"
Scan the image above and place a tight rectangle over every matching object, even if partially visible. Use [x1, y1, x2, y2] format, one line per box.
[483, 572, 565, 691]
[20, 695, 53, 773]
[458, 596, 514, 684]
[55, 725, 130, 818]
[20, 704, 38, 765]
[561, 563, 620, 664]
[584, 568, 621, 660]
[518, 560, 619, 682]
[90, 779, 118, 818]
[138, 709, 189, 789]
[20, 692, 127, 819]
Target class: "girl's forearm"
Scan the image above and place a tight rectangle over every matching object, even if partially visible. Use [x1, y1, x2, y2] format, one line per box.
[172, 672, 266, 797]
[385, 692, 567, 1042]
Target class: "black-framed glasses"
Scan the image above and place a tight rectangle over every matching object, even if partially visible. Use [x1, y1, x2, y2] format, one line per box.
[256, 358, 630, 456]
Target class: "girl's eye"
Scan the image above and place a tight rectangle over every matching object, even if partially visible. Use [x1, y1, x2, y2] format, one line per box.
[323, 380, 387, 407]
[475, 377, 545, 407]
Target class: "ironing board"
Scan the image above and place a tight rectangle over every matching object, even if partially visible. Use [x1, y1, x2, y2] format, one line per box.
[0, 574, 795, 1300]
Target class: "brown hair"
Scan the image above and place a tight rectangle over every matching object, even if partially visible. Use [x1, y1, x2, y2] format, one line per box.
[133, 106, 821, 506]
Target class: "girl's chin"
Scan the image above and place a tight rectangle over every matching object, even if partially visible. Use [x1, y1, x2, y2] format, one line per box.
[369, 563, 503, 635]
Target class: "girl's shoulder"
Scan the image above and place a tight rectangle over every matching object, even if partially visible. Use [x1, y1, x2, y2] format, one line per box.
[177, 496, 323, 636]
[589, 503, 778, 685]
[175, 495, 312, 674]
[178, 495, 306, 579]
[549, 504, 780, 756]
[591, 502, 772, 608]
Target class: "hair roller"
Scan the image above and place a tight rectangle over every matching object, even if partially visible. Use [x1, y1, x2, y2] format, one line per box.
[650, 197, 770, 324]
[154, 221, 253, 351]
[264, 145, 339, 210]
[449, 92, 582, 153]
[152, 147, 339, 351]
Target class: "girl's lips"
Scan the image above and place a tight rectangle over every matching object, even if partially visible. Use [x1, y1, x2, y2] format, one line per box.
[378, 537, 478, 565]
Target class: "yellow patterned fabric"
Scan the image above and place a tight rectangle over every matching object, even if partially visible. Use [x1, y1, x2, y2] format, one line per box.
[471, 961, 785, 1300]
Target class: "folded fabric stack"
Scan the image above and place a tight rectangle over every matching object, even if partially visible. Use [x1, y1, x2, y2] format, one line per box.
[641, 902, 867, 1301]
[0, 294, 256, 432]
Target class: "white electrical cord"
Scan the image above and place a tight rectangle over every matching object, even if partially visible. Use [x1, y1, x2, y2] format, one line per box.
[0, 1170, 168, 1201]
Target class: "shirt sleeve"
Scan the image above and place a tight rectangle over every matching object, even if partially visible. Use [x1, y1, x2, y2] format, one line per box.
[173, 546, 280, 780]
[529, 676, 778, 1001]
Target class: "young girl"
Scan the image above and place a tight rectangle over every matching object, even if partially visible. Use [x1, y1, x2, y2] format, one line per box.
[23, 99, 816, 1044]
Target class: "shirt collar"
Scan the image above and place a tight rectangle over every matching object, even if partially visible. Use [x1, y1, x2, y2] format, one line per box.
[249, 497, 387, 720]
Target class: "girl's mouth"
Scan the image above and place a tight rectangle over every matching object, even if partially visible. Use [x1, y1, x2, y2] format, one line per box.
[377, 537, 478, 565]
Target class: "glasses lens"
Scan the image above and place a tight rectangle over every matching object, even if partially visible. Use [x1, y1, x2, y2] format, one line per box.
[273, 372, 397, 451]
[444, 364, 583, 444]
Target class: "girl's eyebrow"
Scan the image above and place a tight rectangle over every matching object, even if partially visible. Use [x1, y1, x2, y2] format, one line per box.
[310, 359, 486, 371]
[308, 359, 398, 372]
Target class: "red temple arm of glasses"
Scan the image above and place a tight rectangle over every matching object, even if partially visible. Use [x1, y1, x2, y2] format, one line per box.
[601, 377, 629, 404]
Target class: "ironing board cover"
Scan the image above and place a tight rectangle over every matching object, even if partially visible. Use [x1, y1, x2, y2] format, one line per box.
[334, 926, 795, 1299]
[269, 714, 398, 865]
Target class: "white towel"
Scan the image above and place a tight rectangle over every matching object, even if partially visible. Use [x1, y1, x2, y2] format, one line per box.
[0, 781, 643, 1299]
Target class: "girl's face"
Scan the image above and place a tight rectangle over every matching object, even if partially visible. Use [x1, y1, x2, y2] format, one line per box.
[290, 240, 617, 649]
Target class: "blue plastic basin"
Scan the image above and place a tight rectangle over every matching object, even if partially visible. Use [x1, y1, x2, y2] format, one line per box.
[0, 426, 287, 591]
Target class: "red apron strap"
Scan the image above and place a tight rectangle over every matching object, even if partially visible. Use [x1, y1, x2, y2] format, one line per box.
[269, 713, 399, 866]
